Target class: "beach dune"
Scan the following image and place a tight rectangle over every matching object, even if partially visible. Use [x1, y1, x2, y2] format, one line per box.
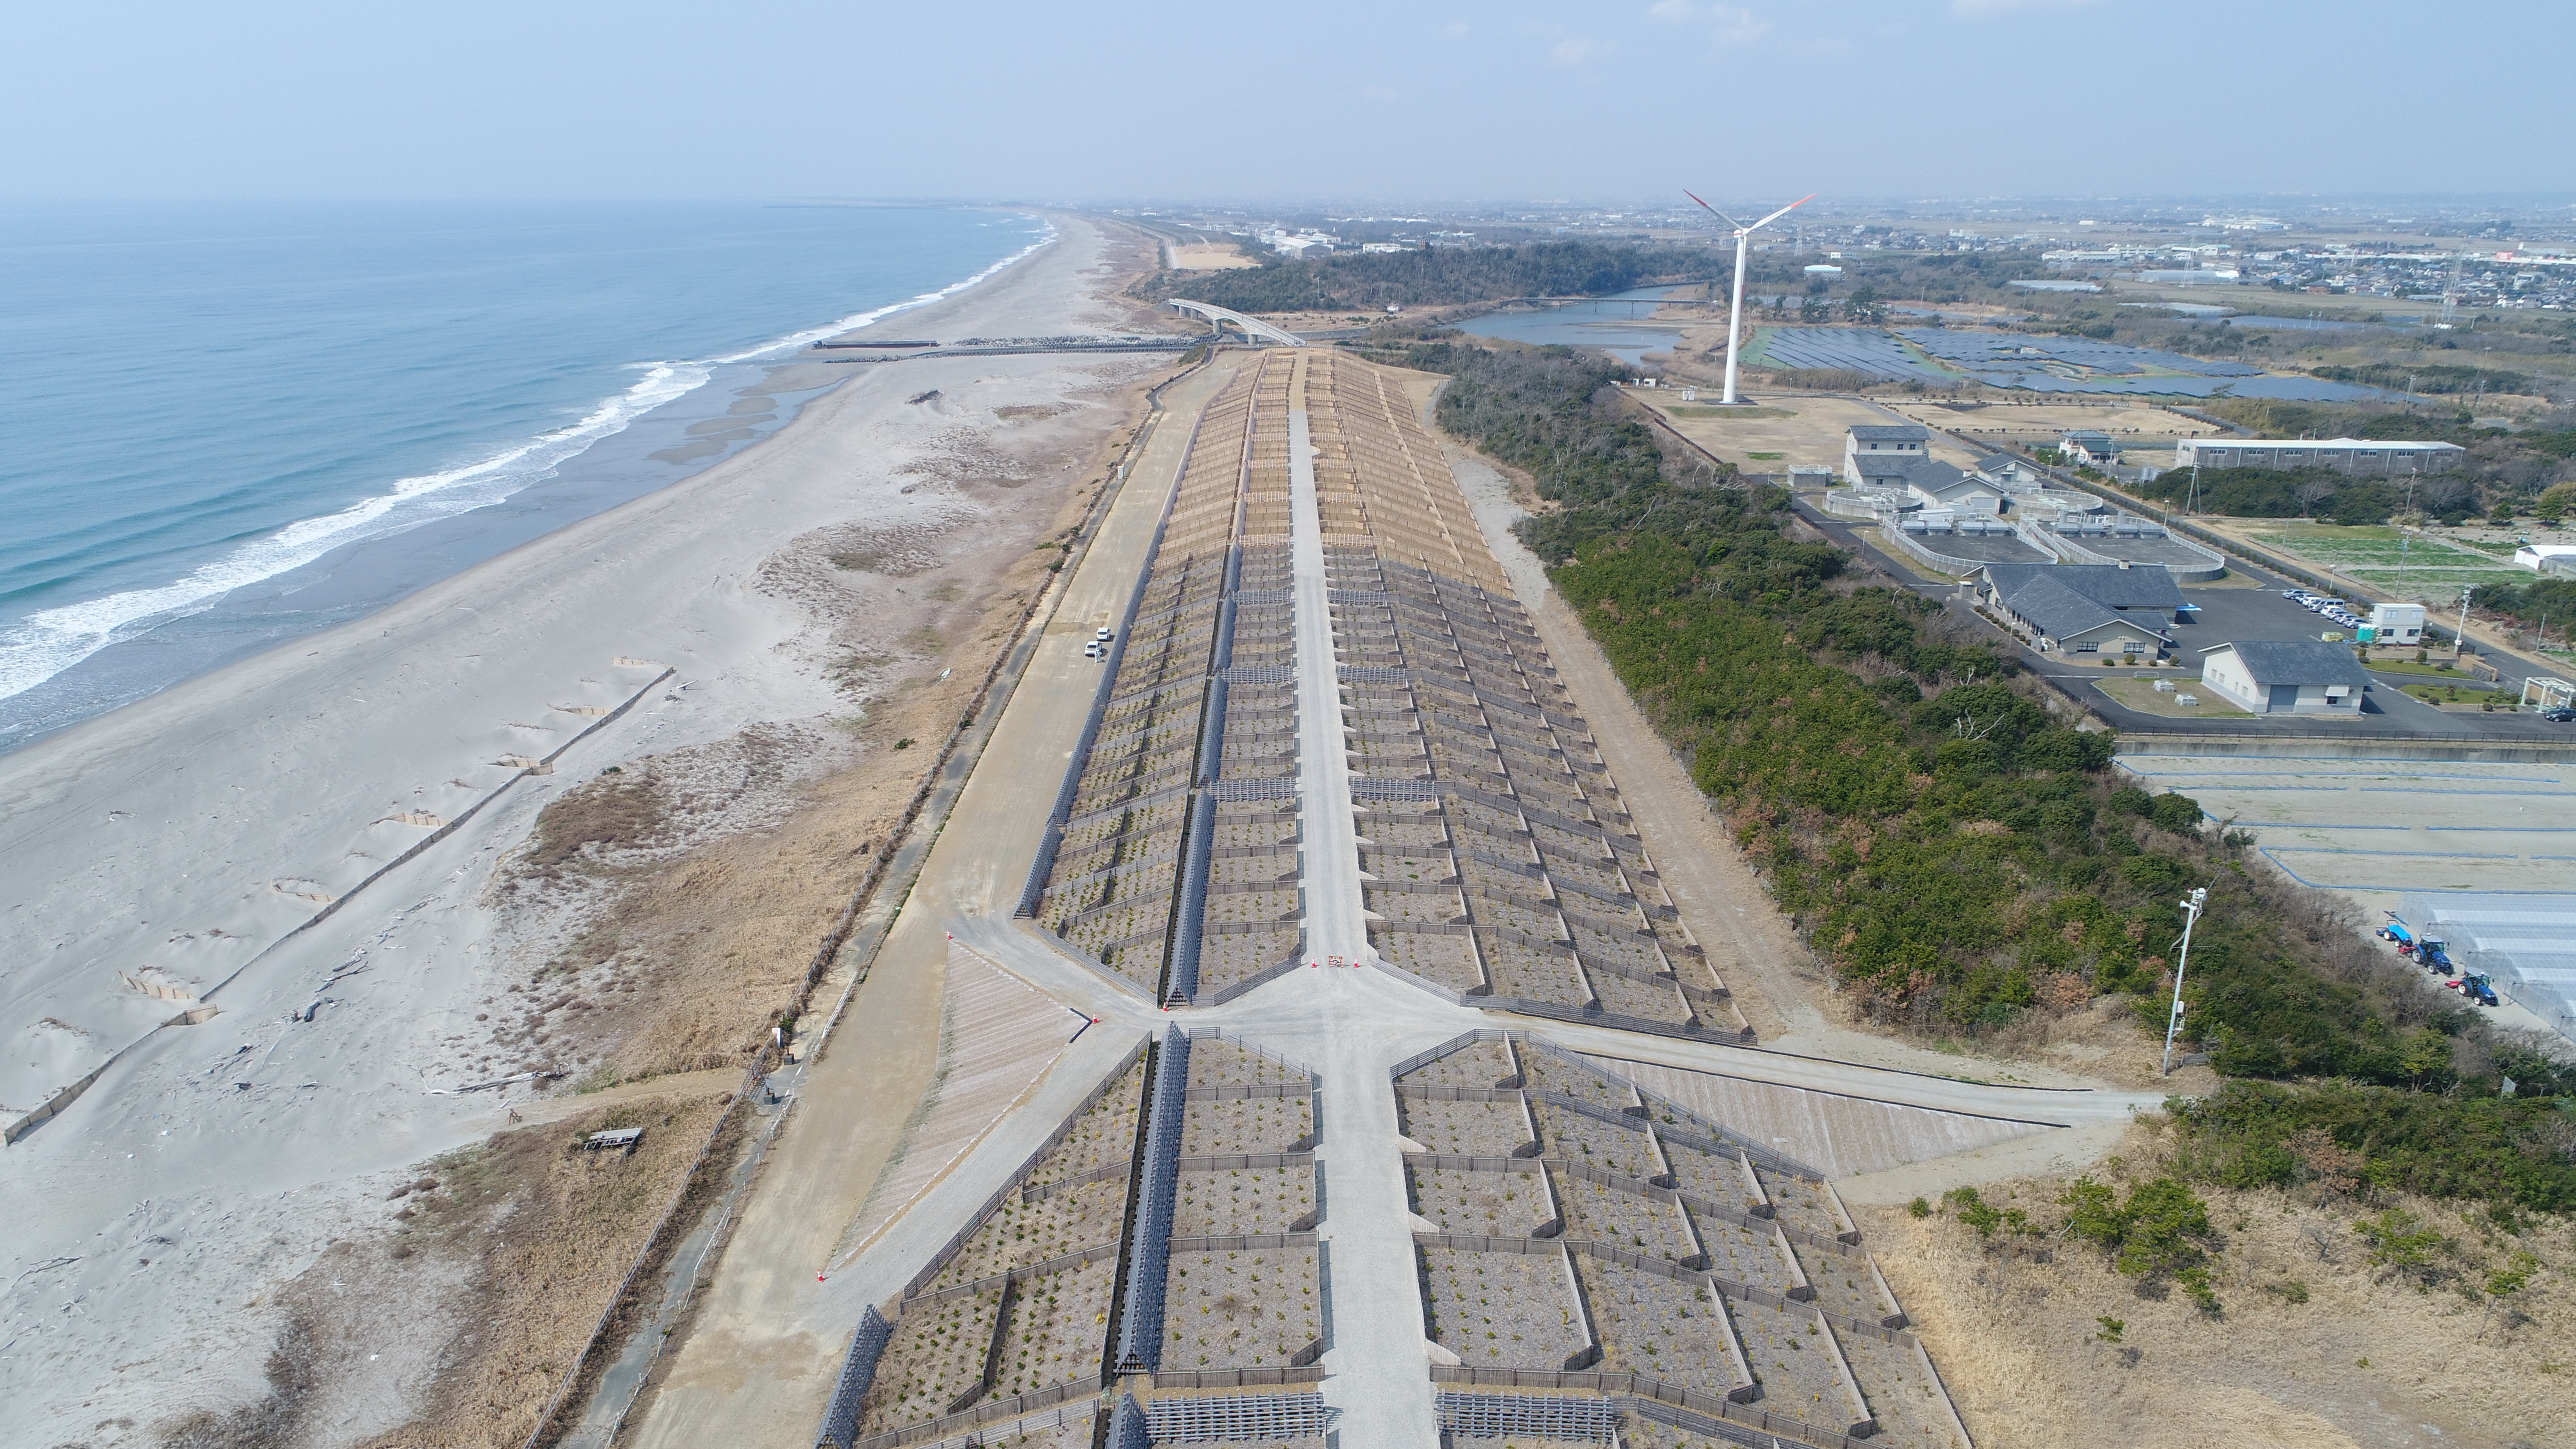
[0, 216, 1172, 1443]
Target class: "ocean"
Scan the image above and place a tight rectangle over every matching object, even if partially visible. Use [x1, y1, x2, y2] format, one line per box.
[0, 202, 1046, 752]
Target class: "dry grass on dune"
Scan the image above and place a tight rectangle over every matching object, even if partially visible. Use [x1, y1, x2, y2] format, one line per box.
[353, 1090, 741, 1449]
[495, 452, 1111, 1090]
[490, 371, 1153, 1094]
[155, 1094, 733, 1449]
[1871, 1124, 2575, 1449]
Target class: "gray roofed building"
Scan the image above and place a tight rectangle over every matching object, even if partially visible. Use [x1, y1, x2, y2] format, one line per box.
[1982, 573, 2172, 659]
[1852, 454, 1955, 485]
[1852, 455, 2010, 514]
[1980, 562, 2184, 614]
[2060, 431, 2122, 466]
[1972, 452, 2039, 488]
[2198, 640, 2371, 714]
[1845, 423, 1930, 483]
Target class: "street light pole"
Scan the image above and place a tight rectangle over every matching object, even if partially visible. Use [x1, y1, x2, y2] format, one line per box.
[2457, 585, 2473, 661]
[2161, 887, 2209, 1077]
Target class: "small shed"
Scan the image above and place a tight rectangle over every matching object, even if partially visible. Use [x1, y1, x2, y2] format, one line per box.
[2199, 641, 2371, 715]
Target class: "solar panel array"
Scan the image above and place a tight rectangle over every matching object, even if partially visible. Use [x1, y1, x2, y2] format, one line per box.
[1741, 328, 1947, 381]
[1743, 325, 2391, 401]
[1901, 329, 2265, 378]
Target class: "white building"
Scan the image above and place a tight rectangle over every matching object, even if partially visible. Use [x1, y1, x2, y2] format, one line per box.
[1844, 425, 1928, 482]
[2199, 640, 2371, 715]
[2515, 543, 2576, 572]
[2366, 603, 2426, 646]
[2059, 432, 2124, 467]
[1971, 453, 2042, 490]
[2174, 437, 2469, 476]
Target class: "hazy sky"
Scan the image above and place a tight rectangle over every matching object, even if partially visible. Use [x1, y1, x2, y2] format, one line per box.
[4, 0, 2567, 204]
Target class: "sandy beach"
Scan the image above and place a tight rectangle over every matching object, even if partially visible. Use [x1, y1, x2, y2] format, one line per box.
[0, 216, 1182, 1445]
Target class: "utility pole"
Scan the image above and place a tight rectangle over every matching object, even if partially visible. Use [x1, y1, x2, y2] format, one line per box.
[2456, 585, 2474, 661]
[2161, 887, 2209, 1077]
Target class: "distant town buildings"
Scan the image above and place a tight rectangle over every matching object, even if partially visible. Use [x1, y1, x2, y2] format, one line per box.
[2173, 437, 2468, 475]
[1257, 226, 1341, 257]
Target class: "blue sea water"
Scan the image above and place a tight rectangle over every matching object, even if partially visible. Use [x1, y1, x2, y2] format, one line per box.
[0, 202, 1046, 751]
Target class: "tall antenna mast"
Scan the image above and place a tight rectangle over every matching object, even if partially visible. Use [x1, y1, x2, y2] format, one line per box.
[1685, 190, 1816, 406]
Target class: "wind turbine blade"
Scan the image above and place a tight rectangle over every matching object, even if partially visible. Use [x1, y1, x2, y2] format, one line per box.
[1682, 190, 1744, 230]
[1749, 193, 1819, 232]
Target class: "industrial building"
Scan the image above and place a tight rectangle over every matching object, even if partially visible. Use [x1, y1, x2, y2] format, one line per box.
[1843, 424, 1929, 482]
[2173, 437, 2468, 475]
[1849, 454, 2007, 515]
[2197, 640, 2371, 714]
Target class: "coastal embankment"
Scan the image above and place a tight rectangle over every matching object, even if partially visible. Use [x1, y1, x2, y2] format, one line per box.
[0, 216, 1188, 1446]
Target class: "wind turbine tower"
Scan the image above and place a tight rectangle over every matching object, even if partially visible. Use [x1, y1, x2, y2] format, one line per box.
[1686, 190, 1815, 406]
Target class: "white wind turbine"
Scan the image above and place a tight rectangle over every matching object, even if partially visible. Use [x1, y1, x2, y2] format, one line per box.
[1685, 189, 1815, 406]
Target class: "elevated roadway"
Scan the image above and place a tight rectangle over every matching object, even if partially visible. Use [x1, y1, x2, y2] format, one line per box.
[1165, 298, 1306, 346]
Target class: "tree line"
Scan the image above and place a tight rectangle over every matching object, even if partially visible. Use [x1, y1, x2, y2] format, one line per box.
[1130, 240, 1721, 313]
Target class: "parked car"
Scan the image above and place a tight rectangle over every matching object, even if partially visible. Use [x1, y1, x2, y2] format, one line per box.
[2542, 707, 2576, 723]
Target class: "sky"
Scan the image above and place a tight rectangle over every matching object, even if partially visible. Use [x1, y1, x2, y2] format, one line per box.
[2, 0, 2568, 205]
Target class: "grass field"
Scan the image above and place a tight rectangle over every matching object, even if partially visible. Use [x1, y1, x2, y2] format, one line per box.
[2248, 529, 2506, 570]
[2365, 658, 2477, 678]
[2401, 681, 2524, 710]
[2339, 570, 2517, 598]
[2097, 677, 2250, 717]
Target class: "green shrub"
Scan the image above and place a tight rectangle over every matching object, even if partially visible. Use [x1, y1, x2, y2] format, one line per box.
[2149, 792, 2205, 835]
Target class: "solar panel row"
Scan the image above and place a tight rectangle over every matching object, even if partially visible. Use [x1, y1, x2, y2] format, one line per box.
[1742, 326, 2391, 401]
[1899, 328, 2267, 378]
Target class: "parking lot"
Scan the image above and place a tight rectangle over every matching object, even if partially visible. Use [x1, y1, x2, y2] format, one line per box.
[2058, 559, 2568, 741]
